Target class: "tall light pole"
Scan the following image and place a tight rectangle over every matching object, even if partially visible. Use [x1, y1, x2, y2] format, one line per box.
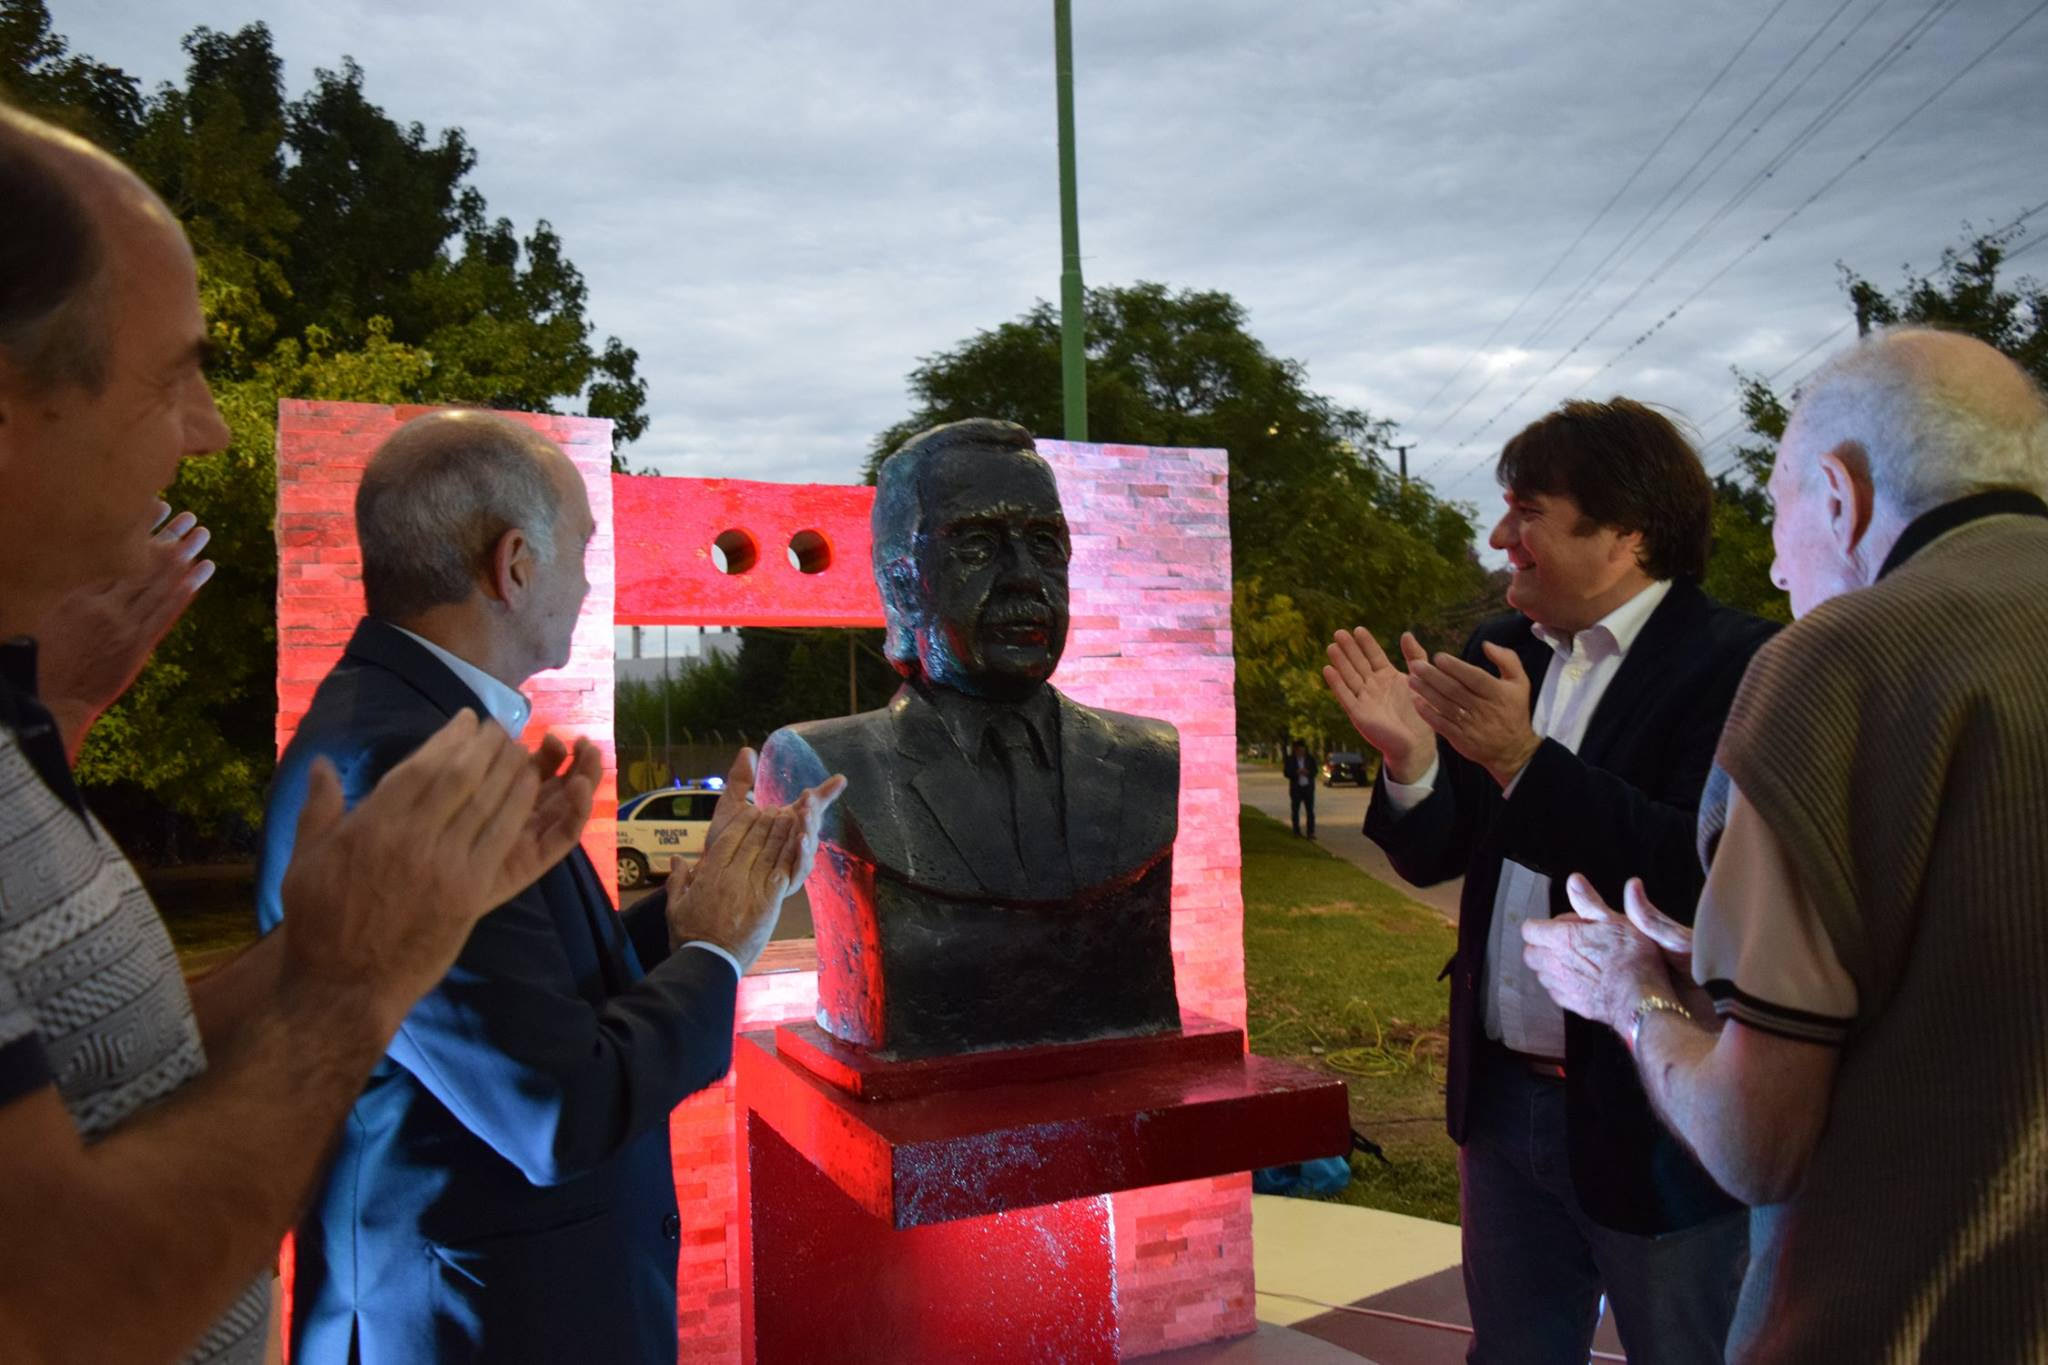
[1054, 0, 1087, 441]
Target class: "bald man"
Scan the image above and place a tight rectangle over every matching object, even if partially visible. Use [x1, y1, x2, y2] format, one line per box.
[0, 106, 603, 1363]
[255, 410, 842, 1364]
[1524, 328, 2048, 1361]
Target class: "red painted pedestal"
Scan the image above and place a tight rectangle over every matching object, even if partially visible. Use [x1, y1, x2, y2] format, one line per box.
[736, 1023, 1348, 1363]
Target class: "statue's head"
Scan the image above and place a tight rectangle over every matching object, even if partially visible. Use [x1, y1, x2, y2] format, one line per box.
[873, 418, 1071, 701]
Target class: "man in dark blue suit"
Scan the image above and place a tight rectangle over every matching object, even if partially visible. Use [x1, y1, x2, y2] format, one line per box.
[1325, 399, 1776, 1364]
[257, 410, 841, 1364]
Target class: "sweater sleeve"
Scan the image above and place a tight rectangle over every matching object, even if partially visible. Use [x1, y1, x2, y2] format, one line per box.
[1691, 783, 1858, 1043]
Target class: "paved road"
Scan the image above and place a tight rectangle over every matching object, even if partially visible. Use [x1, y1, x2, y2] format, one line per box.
[1237, 764, 1463, 924]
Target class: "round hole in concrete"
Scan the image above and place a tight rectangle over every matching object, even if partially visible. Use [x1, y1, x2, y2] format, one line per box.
[787, 529, 832, 574]
[711, 529, 758, 574]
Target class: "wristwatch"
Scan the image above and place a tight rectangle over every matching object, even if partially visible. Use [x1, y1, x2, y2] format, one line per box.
[1627, 993, 1693, 1056]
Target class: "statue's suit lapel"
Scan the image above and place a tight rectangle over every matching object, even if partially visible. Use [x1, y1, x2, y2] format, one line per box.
[1057, 694, 1125, 879]
[897, 692, 1028, 896]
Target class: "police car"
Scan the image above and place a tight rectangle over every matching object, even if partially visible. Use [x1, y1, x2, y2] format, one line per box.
[615, 780, 722, 889]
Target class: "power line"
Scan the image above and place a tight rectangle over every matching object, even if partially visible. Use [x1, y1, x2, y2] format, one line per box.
[1434, 0, 1998, 475]
[1409, 0, 1796, 443]
[1414, 0, 1934, 473]
[1704, 194, 2048, 475]
[1520, 0, 1879, 357]
[1585, 0, 2048, 384]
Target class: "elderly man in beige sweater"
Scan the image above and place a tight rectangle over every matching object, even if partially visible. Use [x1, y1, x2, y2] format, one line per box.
[1525, 327, 2048, 1362]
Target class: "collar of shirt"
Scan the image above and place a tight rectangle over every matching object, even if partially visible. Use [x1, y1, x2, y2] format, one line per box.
[0, 637, 89, 822]
[1877, 489, 2048, 579]
[927, 682, 1059, 769]
[0, 637, 37, 702]
[1530, 576, 1671, 666]
[389, 627, 532, 735]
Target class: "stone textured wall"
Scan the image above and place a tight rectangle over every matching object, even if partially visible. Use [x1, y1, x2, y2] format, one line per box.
[275, 399, 619, 874]
[276, 406, 1247, 1359]
[1038, 439, 1252, 1357]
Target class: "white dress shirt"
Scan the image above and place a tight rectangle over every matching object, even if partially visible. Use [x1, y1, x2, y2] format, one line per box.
[390, 626, 741, 979]
[392, 626, 533, 736]
[1385, 578, 1672, 1057]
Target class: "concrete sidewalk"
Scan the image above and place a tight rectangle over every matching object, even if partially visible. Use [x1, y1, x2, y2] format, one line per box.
[1237, 764, 1462, 924]
[1156, 1196, 1627, 1363]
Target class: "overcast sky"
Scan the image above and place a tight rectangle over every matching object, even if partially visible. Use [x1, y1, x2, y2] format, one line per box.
[53, 0, 2048, 525]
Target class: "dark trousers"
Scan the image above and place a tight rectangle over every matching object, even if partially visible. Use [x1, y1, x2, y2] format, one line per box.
[1289, 784, 1315, 836]
[1459, 1048, 1745, 1365]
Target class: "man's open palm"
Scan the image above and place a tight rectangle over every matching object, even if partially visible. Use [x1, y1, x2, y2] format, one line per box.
[1323, 628, 1436, 781]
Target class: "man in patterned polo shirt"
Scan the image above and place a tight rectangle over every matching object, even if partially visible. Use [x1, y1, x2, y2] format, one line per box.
[0, 104, 601, 1362]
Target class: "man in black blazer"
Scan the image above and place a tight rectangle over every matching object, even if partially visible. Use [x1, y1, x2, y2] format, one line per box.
[256, 411, 841, 1364]
[1325, 399, 1776, 1364]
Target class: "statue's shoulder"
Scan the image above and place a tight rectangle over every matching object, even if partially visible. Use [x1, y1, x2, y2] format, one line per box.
[1056, 693, 1179, 774]
[758, 709, 892, 803]
[1075, 701, 1177, 747]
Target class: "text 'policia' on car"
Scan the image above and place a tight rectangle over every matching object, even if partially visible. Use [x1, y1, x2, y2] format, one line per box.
[615, 776, 723, 887]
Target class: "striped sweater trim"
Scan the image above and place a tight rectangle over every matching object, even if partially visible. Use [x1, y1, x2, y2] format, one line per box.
[1704, 979, 1851, 1045]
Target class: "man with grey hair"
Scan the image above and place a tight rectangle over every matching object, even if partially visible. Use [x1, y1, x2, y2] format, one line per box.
[1524, 327, 2048, 1361]
[0, 103, 599, 1363]
[258, 407, 845, 1364]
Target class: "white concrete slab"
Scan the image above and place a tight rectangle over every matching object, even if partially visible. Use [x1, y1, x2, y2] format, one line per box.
[1248, 1195, 1462, 1329]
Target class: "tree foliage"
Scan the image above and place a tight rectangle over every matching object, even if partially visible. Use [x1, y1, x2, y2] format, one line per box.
[2, 2, 648, 835]
[1707, 225, 2048, 622]
[872, 282, 1491, 750]
[614, 629, 900, 754]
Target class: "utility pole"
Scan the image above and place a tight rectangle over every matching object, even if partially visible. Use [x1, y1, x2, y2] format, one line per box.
[1054, 0, 1087, 441]
[1393, 442, 1415, 490]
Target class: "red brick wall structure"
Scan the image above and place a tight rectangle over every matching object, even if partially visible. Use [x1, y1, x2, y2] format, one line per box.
[275, 405, 1248, 1360]
[1036, 439, 1251, 1358]
[274, 399, 621, 875]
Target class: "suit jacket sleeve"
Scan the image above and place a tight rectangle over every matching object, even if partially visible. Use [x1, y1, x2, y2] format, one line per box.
[1361, 630, 1499, 888]
[267, 725, 737, 1188]
[620, 889, 674, 970]
[387, 880, 736, 1187]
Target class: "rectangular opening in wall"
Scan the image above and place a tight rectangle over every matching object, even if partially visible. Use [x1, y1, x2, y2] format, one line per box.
[612, 622, 900, 974]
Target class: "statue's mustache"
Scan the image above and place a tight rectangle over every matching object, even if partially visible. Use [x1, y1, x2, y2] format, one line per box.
[981, 595, 1053, 628]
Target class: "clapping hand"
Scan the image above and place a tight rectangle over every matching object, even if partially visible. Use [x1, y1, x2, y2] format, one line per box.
[507, 733, 606, 908]
[665, 747, 846, 970]
[1322, 628, 1437, 783]
[280, 712, 584, 1035]
[1407, 642, 1542, 790]
[1521, 875, 1709, 1035]
[39, 503, 214, 760]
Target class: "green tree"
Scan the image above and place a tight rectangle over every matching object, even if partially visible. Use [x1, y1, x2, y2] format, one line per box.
[871, 282, 1489, 749]
[2, 2, 651, 836]
[1706, 225, 2048, 622]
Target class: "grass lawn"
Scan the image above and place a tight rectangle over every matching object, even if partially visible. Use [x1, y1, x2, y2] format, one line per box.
[150, 814, 1467, 1223]
[148, 864, 261, 978]
[1240, 804, 1462, 1225]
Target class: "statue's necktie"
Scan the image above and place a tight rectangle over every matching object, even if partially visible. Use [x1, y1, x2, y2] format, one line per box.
[991, 711, 1067, 896]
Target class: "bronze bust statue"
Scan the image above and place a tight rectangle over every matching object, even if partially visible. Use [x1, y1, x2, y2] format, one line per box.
[758, 418, 1181, 1057]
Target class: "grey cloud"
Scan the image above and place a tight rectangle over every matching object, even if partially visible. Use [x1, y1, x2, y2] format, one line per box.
[60, 0, 2047, 524]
